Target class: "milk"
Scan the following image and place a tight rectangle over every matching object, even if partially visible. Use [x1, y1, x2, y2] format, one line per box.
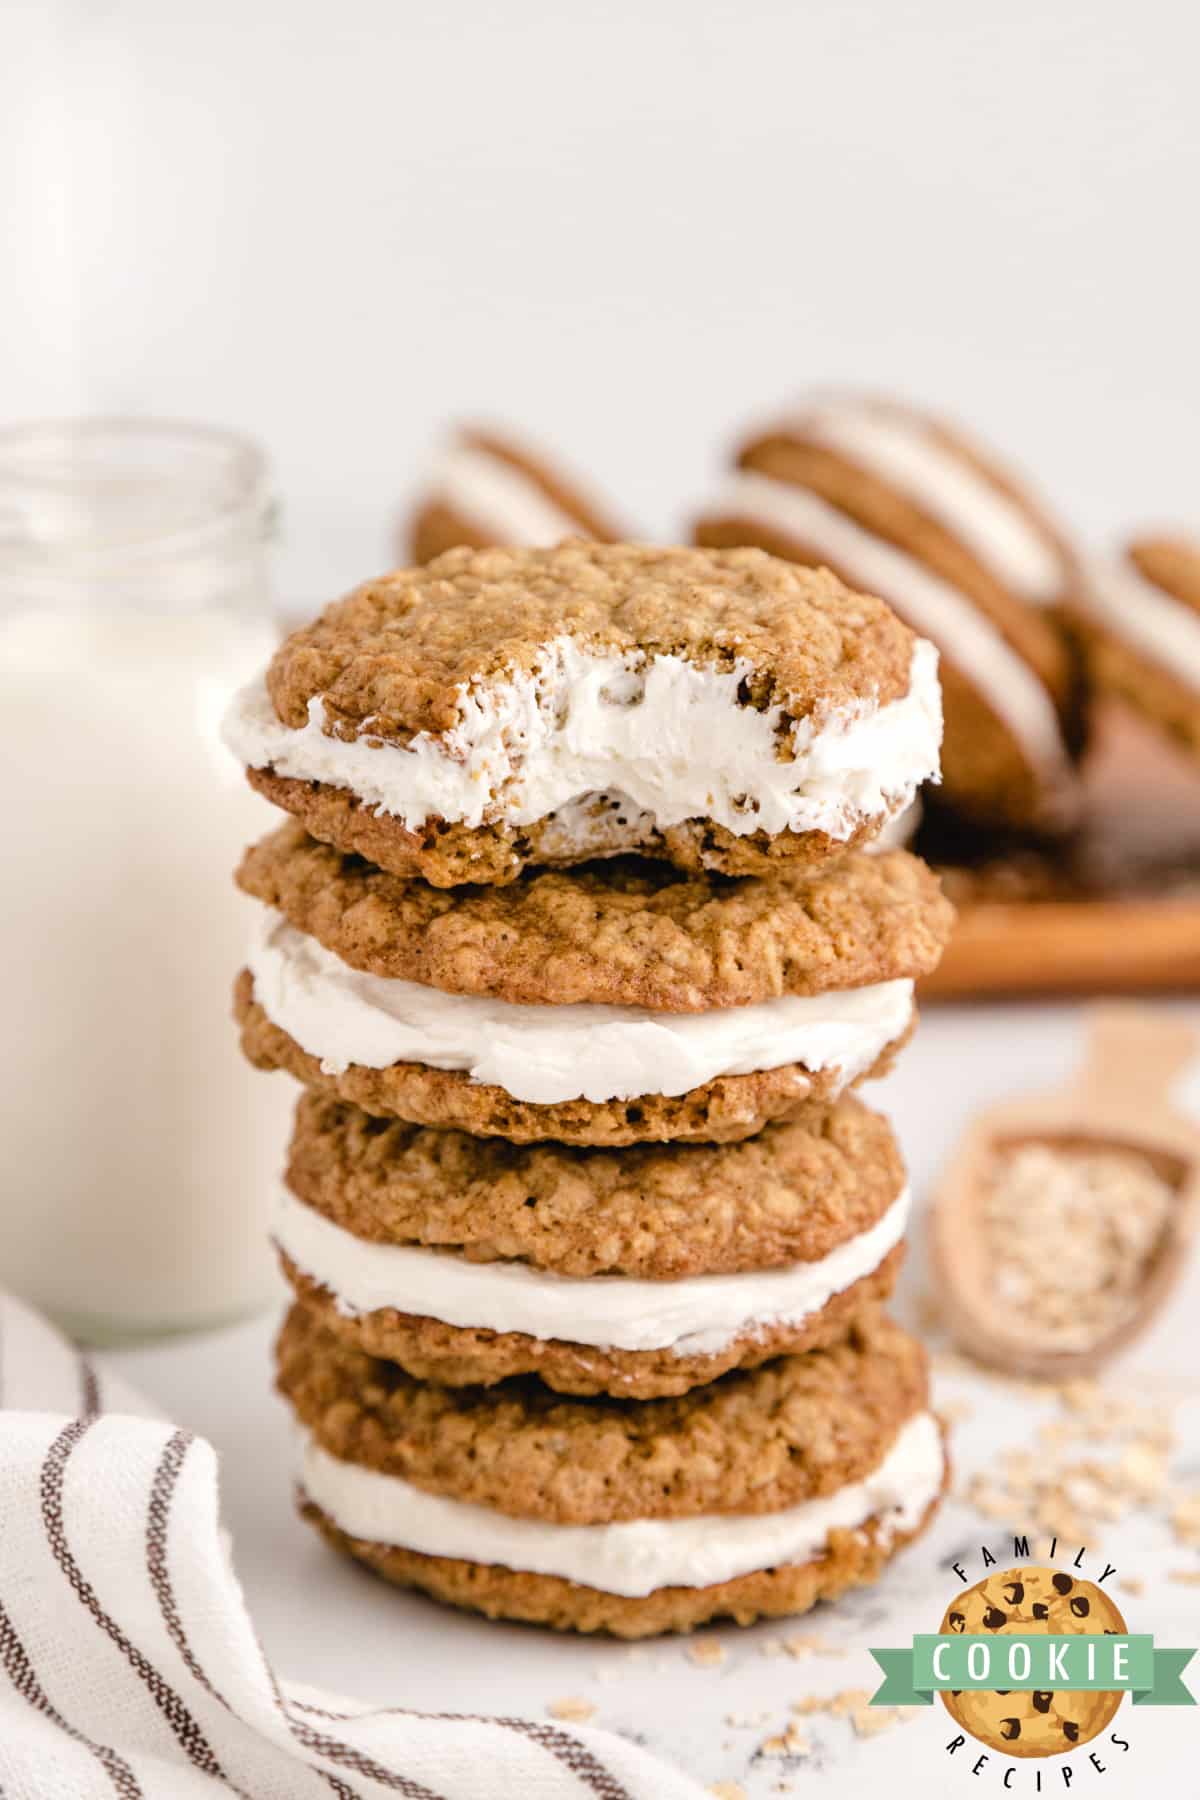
[0, 603, 292, 1339]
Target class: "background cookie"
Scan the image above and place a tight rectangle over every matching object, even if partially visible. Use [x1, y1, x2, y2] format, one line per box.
[1070, 532, 1200, 765]
[694, 393, 1079, 834]
[939, 1565, 1126, 1757]
[405, 424, 627, 563]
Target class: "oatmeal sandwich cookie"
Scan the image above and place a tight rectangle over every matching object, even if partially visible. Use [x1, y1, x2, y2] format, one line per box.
[277, 1304, 947, 1635]
[222, 542, 943, 887]
[694, 392, 1078, 832]
[406, 424, 627, 564]
[276, 1089, 910, 1397]
[233, 833, 953, 1145]
[1069, 532, 1200, 763]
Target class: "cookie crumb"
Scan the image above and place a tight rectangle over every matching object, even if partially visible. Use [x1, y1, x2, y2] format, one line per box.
[1169, 1567, 1200, 1585]
[780, 1631, 844, 1659]
[687, 1639, 727, 1668]
[708, 1784, 746, 1800]
[725, 1710, 771, 1728]
[1120, 1576, 1145, 1596]
[760, 1721, 810, 1757]
[547, 1696, 596, 1723]
[851, 1703, 914, 1737]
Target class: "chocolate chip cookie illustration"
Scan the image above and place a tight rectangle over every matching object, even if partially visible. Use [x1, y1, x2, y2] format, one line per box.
[939, 1566, 1126, 1757]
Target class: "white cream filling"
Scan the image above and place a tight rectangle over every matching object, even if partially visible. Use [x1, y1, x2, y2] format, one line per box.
[781, 398, 1066, 603]
[221, 636, 943, 844]
[1082, 553, 1200, 686]
[297, 1409, 944, 1596]
[274, 1186, 911, 1357]
[707, 473, 1074, 803]
[418, 445, 586, 547]
[867, 794, 922, 853]
[247, 912, 915, 1106]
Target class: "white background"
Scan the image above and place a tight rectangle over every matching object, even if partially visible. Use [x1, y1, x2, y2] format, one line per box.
[3, 0, 1198, 602]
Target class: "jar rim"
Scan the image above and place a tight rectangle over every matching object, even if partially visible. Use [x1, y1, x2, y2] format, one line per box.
[0, 417, 276, 605]
[0, 417, 275, 565]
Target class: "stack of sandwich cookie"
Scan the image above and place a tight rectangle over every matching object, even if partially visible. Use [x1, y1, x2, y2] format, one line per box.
[223, 541, 953, 1633]
[693, 391, 1081, 834]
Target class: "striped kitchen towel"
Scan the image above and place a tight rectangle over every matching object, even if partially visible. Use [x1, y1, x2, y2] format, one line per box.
[0, 1292, 702, 1800]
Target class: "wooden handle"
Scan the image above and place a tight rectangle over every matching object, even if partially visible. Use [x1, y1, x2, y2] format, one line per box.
[920, 898, 1200, 999]
[1068, 1004, 1199, 1108]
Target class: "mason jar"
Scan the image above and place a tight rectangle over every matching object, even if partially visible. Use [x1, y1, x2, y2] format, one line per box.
[0, 419, 293, 1341]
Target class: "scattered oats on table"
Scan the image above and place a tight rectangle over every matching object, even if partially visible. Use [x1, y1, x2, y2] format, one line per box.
[760, 1721, 810, 1757]
[1172, 1494, 1200, 1544]
[545, 1696, 595, 1723]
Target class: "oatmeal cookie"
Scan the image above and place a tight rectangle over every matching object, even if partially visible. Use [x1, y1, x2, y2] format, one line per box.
[237, 823, 954, 1010]
[694, 392, 1079, 831]
[223, 543, 939, 885]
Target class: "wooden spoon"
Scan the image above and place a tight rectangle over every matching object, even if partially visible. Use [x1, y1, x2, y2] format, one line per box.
[929, 1005, 1200, 1381]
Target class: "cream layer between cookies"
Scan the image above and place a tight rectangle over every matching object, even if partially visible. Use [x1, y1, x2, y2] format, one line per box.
[704, 474, 1075, 811]
[247, 913, 915, 1106]
[222, 636, 942, 845]
[778, 398, 1067, 603]
[297, 1409, 944, 1596]
[273, 1186, 911, 1356]
[1082, 554, 1200, 687]
[420, 445, 585, 546]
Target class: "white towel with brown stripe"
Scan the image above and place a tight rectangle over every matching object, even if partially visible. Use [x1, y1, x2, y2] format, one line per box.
[0, 1291, 702, 1800]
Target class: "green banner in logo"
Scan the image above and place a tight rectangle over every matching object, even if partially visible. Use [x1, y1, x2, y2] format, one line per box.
[869, 1637, 1195, 1708]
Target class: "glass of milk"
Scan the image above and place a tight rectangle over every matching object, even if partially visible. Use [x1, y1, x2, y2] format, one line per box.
[0, 419, 294, 1342]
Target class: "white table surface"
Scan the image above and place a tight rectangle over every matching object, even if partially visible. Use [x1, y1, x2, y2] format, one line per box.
[111, 999, 1200, 1798]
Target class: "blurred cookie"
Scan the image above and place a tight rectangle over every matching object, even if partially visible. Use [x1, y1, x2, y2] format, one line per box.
[405, 424, 627, 563]
[940, 1566, 1126, 1756]
[275, 1088, 909, 1396]
[694, 392, 1079, 832]
[222, 542, 943, 887]
[277, 1303, 945, 1635]
[1070, 532, 1200, 764]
